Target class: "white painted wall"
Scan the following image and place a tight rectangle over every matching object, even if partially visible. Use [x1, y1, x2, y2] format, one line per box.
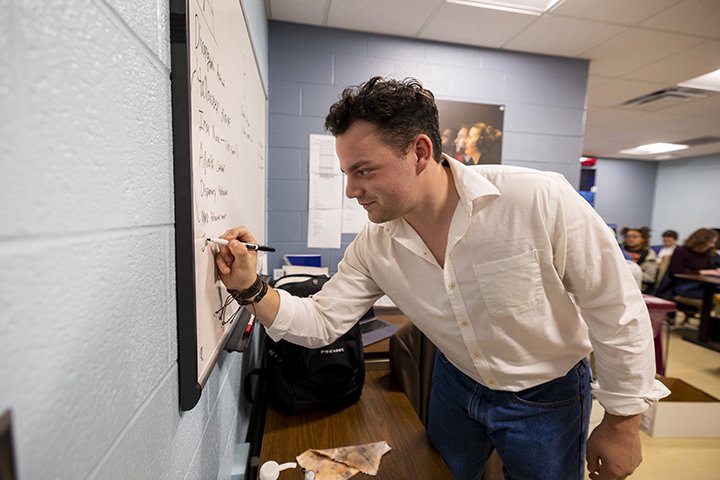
[0, 1, 267, 478]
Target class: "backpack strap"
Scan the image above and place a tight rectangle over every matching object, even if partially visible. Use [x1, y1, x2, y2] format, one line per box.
[243, 368, 269, 404]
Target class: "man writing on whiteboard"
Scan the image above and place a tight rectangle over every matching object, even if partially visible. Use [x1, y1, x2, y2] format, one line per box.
[215, 77, 668, 480]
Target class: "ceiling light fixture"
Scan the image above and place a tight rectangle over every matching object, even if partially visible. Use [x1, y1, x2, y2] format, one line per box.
[619, 143, 688, 155]
[446, 0, 564, 15]
[679, 67, 720, 93]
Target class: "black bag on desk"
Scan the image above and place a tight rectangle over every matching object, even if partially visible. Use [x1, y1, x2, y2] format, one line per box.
[244, 274, 365, 415]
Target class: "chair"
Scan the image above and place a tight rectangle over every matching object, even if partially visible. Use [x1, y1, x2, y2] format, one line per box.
[653, 256, 671, 294]
[654, 259, 699, 318]
[654, 259, 720, 332]
[389, 323, 505, 480]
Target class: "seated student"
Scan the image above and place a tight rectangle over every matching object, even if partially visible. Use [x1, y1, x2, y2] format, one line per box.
[621, 227, 658, 293]
[711, 230, 720, 269]
[620, 248, 643, 290]
[669, 228, 720, 298]
[657, 229, 679, 262]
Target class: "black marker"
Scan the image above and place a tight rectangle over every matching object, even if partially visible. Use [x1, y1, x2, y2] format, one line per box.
[207, 237, 276, 252]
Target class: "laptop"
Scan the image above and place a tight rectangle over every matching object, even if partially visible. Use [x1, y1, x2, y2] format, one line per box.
[358, 308, 399, 347]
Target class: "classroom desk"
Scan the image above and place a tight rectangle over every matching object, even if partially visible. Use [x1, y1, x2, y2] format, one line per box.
[674, 273, 720, 352]
[258, 369, 452, 479]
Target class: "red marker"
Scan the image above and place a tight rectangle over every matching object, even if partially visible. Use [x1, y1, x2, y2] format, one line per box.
[243, 315, 255, 337]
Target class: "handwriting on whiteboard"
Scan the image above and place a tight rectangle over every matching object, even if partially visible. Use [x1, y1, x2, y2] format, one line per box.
[191, 1, 235, 227]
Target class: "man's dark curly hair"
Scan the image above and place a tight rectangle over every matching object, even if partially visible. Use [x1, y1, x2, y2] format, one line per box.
[324, 77, 443, 163]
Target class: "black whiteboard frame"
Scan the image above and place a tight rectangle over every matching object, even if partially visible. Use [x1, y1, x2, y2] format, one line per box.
[170, 0, 200, 411]
[169, 0, 240, 411]
[1, 410, 18, 480]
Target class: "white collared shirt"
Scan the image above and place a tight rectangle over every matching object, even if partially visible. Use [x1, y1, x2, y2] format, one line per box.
[268, 157, 669, 415]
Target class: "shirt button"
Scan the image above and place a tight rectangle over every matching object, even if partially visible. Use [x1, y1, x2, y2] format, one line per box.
[448, 282, 456, 289]
[462, 321, 470, 327]
[474, 352, 482, 359]
[488, 379, 497, 386]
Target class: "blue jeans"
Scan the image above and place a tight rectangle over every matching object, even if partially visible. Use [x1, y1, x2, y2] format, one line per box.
[427, 353, 591, 480]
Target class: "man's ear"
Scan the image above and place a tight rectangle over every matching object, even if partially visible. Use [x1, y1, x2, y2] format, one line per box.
[414, 134, 434, 173]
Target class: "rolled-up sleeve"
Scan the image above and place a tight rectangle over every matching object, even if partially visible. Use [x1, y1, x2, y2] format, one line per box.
[266, 231, 384, 348]
[549, 175, 669, 415]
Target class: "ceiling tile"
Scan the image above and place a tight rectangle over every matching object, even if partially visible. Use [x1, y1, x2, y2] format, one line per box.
[679, 143, 720, 158]
[327, 0, 444, 38]
[551, 0, 680, 26]
[584, 27, 704, 77]
[420, 3, 537, 49]
[623, 40, 720, 85]
[586, 107, 651, 128]
[670, 120, 720, 138]
[658, 94, 720, 119]
[587, 75, 614, 89]
[641, 0, 720, 39]
[587, 78, 667, 107]
[504, 15, 626, 57]
[572, 101, 717, 147]
[269, 0, 328, 24]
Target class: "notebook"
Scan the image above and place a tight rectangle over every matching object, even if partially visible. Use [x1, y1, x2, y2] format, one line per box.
[358, 308, 399, 347]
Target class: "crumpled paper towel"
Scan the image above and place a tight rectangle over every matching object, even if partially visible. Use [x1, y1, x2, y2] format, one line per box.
[296, 441, 392, 479]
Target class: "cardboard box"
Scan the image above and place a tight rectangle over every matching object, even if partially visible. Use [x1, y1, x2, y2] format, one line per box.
[640, 376, 720, 438]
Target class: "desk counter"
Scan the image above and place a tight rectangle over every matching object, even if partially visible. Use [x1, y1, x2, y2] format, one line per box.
[674, 273, 720, 351]
[258, 369, 451, 479]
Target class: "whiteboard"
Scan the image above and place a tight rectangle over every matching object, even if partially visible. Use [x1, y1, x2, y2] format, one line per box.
[170, 0, 267, 410]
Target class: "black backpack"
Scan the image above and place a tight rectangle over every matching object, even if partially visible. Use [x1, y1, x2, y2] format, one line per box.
[244, 274, 365, 414]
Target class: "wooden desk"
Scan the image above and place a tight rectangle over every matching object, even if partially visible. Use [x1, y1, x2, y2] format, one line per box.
[258, 369, 452, 479]
[674, 273, 720, 352]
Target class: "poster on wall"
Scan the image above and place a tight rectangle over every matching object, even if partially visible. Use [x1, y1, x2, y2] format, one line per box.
[436, 99, 505, 165]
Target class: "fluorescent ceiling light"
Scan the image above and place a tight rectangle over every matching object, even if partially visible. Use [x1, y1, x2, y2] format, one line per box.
[679, 68, 720, 93]
[619, 143, 688, 155]
[446, 0, 564, 15]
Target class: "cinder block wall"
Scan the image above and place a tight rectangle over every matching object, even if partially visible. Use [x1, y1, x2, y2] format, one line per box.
[266, 21, 589, 271]
[0, 1, 267, 479]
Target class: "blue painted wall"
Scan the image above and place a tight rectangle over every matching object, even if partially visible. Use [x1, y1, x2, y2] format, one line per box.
[266, 21, 589, 272]
[592, 154, 720, 245]
[652, 154, 720, 242]
[593, 158, 658, 238]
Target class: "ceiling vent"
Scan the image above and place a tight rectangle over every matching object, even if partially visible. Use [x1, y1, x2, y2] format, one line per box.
[621, 86, 714, 112]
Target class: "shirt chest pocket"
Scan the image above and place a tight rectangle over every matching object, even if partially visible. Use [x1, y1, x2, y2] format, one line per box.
[473, 250, 543, 317]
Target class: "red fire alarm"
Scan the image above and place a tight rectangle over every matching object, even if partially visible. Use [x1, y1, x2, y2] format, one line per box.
[580, 156, 597, 167]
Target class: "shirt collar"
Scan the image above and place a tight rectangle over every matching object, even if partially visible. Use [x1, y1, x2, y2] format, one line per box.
[380, 154, 500, 236]
[444, 153, 500, 214]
